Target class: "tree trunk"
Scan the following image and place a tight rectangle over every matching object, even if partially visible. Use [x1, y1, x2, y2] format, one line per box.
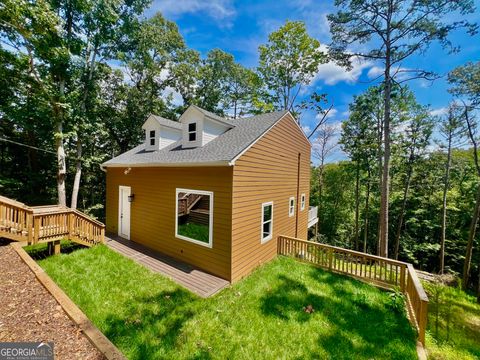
[318, 161, 324, 234]
[463, 184, 480, 290]
[363, 166, 371, 253]
[379, 66, 391, 257]
[463, 105, 480, 290]
[440, 135, 453, 274]
[55, 80, 67, 207]
[70, 138, 82, 209]
[394, 165, 413, 260]
[354, 162, 360, 250]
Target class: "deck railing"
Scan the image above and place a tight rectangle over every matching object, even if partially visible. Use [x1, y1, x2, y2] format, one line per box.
[0, 195, 105, 246]
[277, 235, 429, 345]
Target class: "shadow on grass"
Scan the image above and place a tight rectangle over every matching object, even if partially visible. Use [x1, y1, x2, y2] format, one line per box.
[26, 241, 86, 260]
[102, 287, 199, 360]
[260, 266, 417, 359]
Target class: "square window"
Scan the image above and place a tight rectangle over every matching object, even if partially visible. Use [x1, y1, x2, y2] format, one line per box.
[150, 138, 155, 146]
[176, 188, 213, 248]
[150, 130, 155, 138]
[188, 123, 196, 132]
[189, 132, 196, 141]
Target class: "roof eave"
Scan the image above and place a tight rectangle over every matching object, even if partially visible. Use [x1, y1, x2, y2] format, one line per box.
[102, 160, 232, 168]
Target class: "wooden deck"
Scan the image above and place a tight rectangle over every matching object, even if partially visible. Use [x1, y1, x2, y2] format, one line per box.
[106, 234, 230, 298]
[0, 195, 105, 248]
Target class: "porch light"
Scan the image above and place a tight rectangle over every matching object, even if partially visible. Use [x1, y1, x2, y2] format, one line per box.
[128, 194, 135, 202]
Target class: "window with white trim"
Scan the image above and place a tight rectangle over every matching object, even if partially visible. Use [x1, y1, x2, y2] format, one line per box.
[149, 130, 156, 146]
[301, 194, 306, 211]
[289, 197, 295, 217]
[175, 188, 213, 248]
[261, 202, 273, 243]
[188, 123, 197, 142]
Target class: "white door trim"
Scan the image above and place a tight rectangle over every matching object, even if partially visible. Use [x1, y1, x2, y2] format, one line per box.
[118, 185, 131, 240]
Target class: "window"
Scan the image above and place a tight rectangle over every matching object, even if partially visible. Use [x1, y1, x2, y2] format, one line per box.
[301, 194, 306, 211]
[261, 202, 273, 243]
[188, 123, 196, 142]
[175, 188, 213, 248]
[289, 197, 295, 217]
[149, 130, 155, 146]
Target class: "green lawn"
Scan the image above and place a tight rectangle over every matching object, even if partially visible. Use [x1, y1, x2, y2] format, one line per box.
[178, 222, 209, 243]
[424, 281, 480, 360]
[35, 245, 417, 360]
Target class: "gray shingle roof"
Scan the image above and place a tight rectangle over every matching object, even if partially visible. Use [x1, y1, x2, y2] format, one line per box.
[150, 115, 182, 130]
[102, 110, 289, 167]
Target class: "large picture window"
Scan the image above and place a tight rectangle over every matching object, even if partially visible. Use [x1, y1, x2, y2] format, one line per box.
[175, 188, 213, 248]
[261, 202, 273, 243]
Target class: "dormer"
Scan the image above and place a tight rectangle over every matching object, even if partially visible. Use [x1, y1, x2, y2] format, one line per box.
[142, 115, 182, 151]
[179, 105, 233, 148]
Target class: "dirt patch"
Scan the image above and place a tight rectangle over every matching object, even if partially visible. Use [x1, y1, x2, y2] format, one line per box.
[0, 240, 105, 359]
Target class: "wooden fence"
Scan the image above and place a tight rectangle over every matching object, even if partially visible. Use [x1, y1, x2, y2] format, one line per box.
[277, 235, 429, 345]
[0, 195, 105, 246]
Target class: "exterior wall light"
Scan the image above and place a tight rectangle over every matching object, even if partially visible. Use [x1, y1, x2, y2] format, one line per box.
[128, 194, 135, 202]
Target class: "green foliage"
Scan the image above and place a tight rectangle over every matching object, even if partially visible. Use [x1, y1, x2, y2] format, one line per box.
[424, 281, 480, 359]
[257, 20, 327, 112]
[36, 246, 418, 359]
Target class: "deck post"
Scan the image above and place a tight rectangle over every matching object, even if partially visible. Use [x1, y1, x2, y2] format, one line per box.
[26, 212, 33, 245]
[400, 264, 406, 293]
[33, 217, 40, 244]
[328, 248, 333, 270]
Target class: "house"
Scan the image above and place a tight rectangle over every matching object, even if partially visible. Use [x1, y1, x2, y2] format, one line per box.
[102, 105, 316, 282]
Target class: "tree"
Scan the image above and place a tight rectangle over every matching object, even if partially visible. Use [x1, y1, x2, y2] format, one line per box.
[328, 0, 476, 258]
[257, 21, 327, 114]
[312, 123, 338, 234]
[438, 104, 464, 274]
[222, 64, 261, 118]
[392, 96, 433, 260]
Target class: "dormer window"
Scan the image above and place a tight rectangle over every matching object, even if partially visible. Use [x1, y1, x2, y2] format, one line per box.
[188, 123, 197, 142]
[149, 130, 156, 146]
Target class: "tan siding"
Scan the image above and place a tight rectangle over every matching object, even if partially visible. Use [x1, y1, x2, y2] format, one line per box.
[231, 114, 311, 282]
[106, 166, 233, 280]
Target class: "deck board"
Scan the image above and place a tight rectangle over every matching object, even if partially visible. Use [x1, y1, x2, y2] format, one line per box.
[105, 234, 230, 298]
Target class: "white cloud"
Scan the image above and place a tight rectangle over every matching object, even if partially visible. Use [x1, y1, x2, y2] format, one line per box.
[302, 125, 311, 135]
[151, 0, 235, 21]
[430, 107, 448, 117]
[367, 66, 383, 79]
[316, 107, 338, 121]
[312, 45, 372, 86]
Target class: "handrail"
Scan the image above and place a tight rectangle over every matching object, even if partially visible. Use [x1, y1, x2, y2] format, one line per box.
[277, 235, 429, 345]
[0, 196, 104, 246]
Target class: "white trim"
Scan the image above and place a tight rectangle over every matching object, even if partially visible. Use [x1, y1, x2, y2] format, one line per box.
[289, 196, 295, 217]
[118, 186, 131, 240]
[261, 201, 274, 244]
[175, 188, 213, 248]
[301, 193, 306, 211]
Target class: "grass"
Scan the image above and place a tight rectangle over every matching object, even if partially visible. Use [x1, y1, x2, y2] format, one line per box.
[35, 245, 417, 360]
[424, 281, 480, 360]
[177, 222, 209, 243]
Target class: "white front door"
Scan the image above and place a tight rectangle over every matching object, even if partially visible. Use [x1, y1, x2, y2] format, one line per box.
[118, 186, 131, 240]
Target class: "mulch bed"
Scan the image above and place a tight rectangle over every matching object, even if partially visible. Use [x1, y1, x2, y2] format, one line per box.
[0, 240, 105, 359]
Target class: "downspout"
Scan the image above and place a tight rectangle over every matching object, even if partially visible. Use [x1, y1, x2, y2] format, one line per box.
[295, 153, 301, 238]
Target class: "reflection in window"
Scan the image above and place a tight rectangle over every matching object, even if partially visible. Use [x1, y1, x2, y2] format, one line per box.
[176, 189, 213, 247]
[262, 202, 273, 243]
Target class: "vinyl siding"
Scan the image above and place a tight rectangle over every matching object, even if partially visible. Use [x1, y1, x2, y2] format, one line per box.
[231, 113, 311, 282]
[106, 166, 233, 280]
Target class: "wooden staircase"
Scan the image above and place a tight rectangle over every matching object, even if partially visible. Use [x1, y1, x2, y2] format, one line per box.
[0, 195, 105, 247]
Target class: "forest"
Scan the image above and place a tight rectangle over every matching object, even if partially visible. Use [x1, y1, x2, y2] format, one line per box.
[1, 0, 479, 298]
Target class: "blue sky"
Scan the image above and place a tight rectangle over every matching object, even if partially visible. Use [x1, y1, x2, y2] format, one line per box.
[146, 0, 480, 162]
